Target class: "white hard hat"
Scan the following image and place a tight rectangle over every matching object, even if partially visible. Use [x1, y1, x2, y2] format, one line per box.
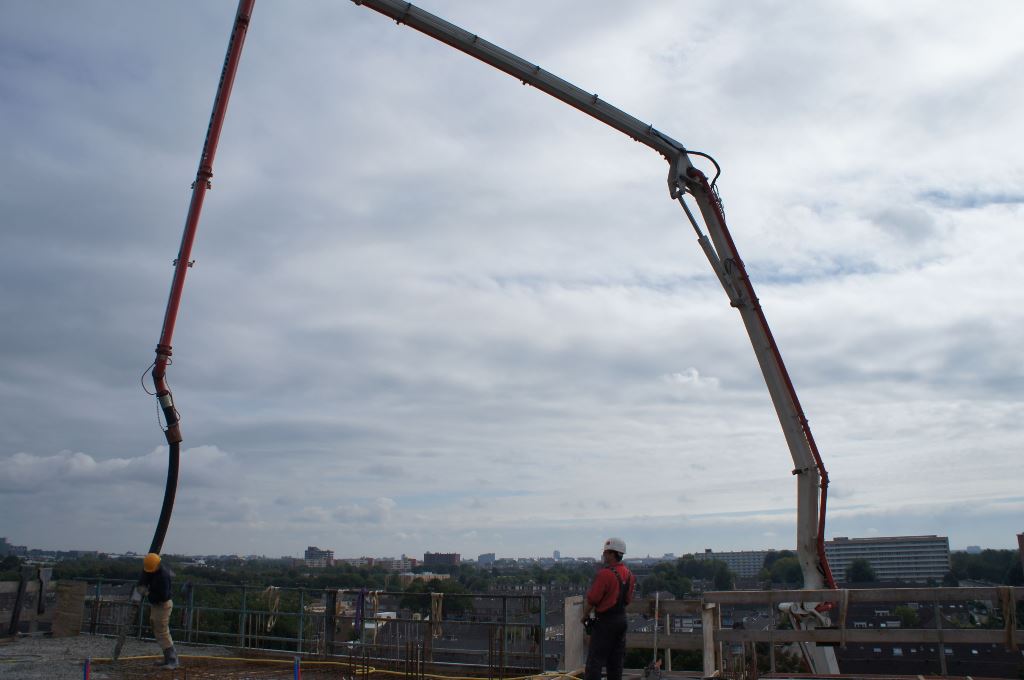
[603, 537, 626, 554]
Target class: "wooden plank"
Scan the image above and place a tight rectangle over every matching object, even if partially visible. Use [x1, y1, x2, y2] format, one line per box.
[702, 589, 827, 605]
[0, 582, 40, 595]
[703, 586, 1023, 605]
[564, 595, 587, 671]
[52, 581, 87, 638]
[850, 586, 1024, 602]
[625, 599, 702, 616]
[625, 632, 702, 650]
[713, 628, 1023, 645]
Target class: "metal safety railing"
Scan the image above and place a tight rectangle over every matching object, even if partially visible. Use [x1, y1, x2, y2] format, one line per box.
[64, 580, 1024, 678]
[78, 580, 558, 675]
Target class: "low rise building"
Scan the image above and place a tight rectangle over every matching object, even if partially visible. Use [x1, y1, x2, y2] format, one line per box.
[695, 549, 771, 578]
[396, 571, 451, 587]
[337, 557, 372, 568]
[376, 556, 417, 572]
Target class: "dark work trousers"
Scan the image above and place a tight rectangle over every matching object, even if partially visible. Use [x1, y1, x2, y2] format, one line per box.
[585, 611, 627, 680]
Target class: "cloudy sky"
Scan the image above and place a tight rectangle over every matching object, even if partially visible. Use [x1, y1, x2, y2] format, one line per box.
[2, 2, 1022, 561]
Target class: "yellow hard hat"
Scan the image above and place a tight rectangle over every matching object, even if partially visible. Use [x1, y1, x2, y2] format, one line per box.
[143, 553, 161, 573]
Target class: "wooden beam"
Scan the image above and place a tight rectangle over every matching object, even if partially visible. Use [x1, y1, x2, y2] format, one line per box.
[625, 598, 702, 616]
[702, 586, 1023, 605]
[702, 605, 720, 677]
[713, 628, 1023, 645]
[625, 632, 703, 650]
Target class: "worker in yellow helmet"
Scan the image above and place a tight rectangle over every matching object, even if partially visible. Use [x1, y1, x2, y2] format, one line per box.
[138, 553, 178, 669]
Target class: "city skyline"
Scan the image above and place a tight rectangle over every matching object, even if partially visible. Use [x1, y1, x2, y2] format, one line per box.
[2, 533, 1015, 562]
[2, 2, 1022, 557]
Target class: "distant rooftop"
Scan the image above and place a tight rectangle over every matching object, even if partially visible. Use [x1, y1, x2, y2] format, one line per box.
[830, 535, 944, 543]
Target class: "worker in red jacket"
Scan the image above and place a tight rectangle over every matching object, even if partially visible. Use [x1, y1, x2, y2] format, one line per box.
[581, 537, 636, 680]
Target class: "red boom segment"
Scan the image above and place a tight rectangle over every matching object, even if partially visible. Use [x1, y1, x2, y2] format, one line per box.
[147, 0, 255, 558]
[152, 0, 255, 445]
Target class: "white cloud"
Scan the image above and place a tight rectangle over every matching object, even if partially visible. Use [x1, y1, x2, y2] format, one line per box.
[296, 507, 332, 524]
[0, 446, 231, 493]
[1, 1, 1022, 557]
[331, 497, 396, 526]
[662, 368, 720, 390]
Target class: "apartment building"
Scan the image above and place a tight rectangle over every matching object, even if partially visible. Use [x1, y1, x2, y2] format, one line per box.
[826, 535, 951, 582]
[304, 546, 335, 568]
[423, 552, 461, 567]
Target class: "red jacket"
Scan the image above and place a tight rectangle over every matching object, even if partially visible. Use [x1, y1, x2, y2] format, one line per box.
[586, 563, 635, 613]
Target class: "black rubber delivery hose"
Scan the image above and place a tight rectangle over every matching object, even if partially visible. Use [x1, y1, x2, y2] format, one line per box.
[147, 442, 180, 555]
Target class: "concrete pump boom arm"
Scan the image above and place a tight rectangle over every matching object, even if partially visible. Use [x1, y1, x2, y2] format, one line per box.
[351, 0, 694, 188]
[352, 1, 838, 672]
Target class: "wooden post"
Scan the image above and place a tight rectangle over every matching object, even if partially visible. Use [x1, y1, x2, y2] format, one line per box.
[702, 603, 718, 678]
[935, 602, 947, 676]
[664, 612, 672, 671]
[324, 590, 338, 657]
[564, 595, 587, 672]
[53, 581, 87, 637]
[89, 581, 100, 635]
[5, 566, 35, 636]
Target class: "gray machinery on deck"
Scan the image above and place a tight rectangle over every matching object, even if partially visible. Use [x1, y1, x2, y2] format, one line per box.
[351, 0, 840, 673]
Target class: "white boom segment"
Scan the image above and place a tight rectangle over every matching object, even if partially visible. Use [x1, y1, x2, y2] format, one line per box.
[352, 0, 691, 173]
[353, 0, 838, 672]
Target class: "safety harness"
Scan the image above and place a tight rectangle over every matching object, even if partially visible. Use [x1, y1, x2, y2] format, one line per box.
[599, 565, 631, 617]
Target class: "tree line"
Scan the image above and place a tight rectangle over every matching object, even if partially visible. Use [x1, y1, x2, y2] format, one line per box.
[4, 547, 1018, 592]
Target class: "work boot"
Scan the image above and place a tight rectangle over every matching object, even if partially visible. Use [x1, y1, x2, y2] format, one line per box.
[159, 646, 179, 669]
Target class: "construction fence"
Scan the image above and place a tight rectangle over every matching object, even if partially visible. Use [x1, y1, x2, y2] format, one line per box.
[78, 581, 554, 676]
[4, 571, 1022, 678]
